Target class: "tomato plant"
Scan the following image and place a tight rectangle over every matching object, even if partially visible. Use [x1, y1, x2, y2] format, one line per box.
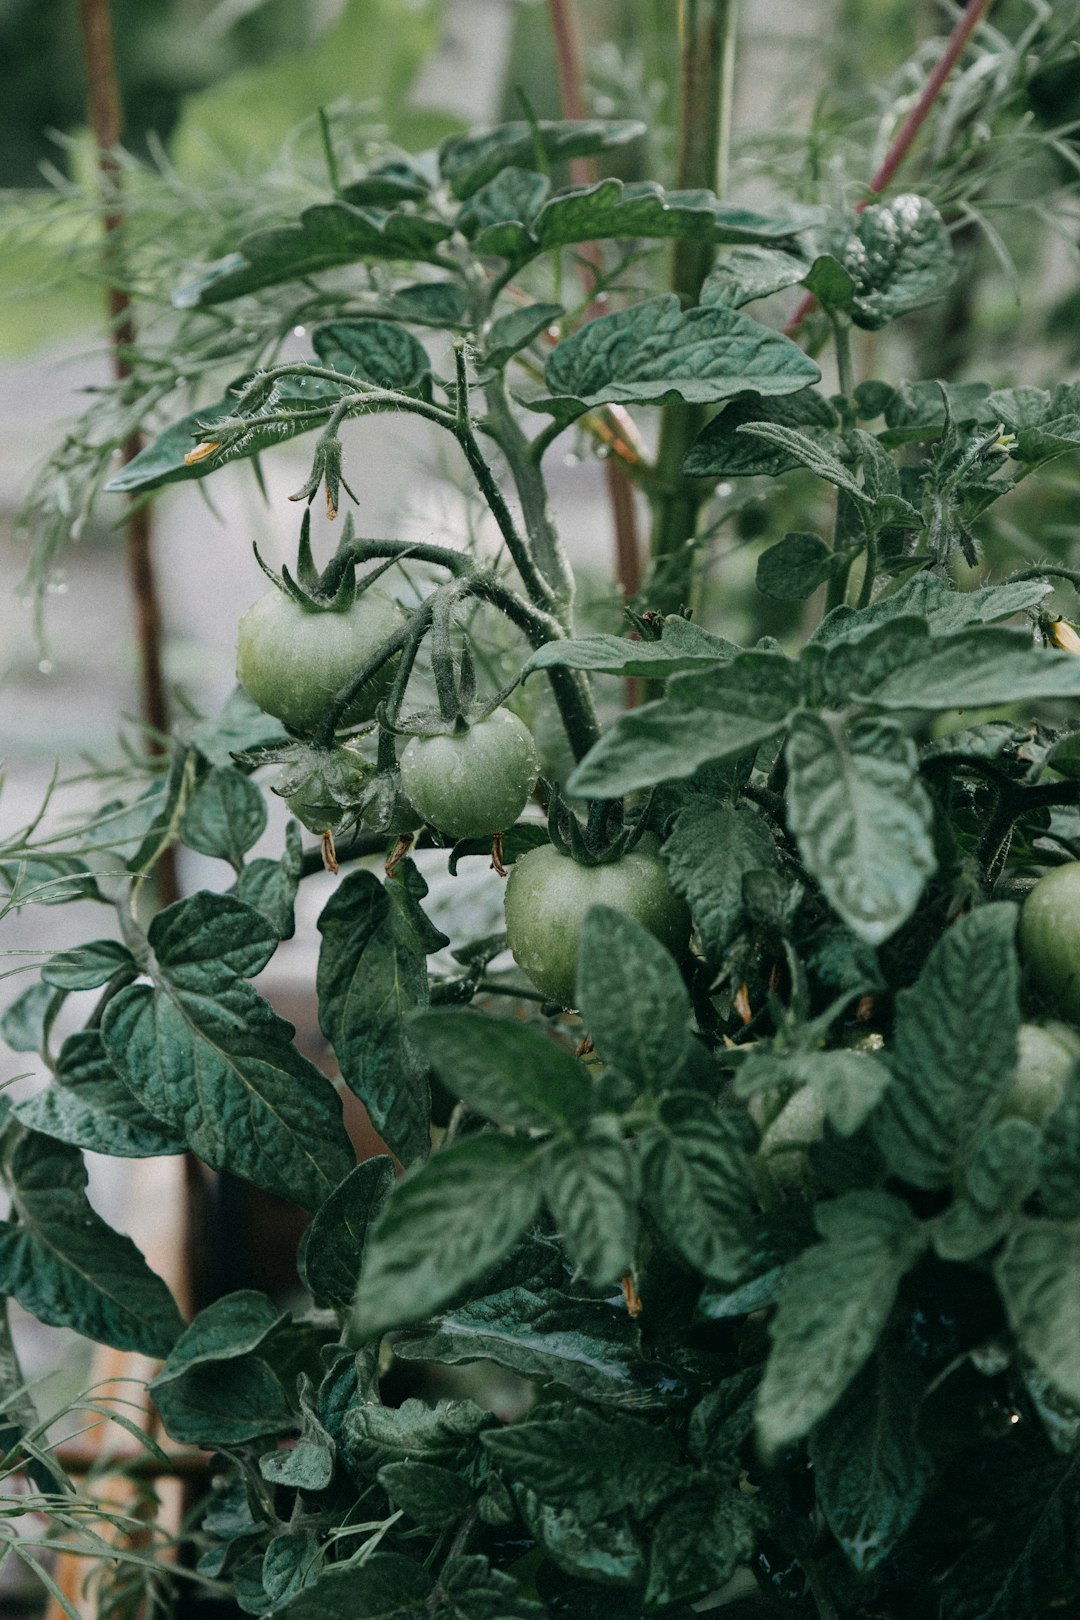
[398, 708, 539, 841]
[7, 6, 1080, 1618]
[504, 842, 689, 1007]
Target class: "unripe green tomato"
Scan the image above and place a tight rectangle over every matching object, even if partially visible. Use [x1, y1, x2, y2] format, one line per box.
[278, 745, 371, 834]
[1019, 863, 1080, 1021]
[236, 587, 405, 734]
[752, 1085, 826, 1199]
[397, 708, 539, 842]
[503, 844, 691, 1008]
[1000, 1021, 1080, 1126]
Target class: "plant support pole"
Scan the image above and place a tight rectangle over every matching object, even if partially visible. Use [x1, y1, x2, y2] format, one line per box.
[78, 0, 177, 907]
[649, 0, 737, 616]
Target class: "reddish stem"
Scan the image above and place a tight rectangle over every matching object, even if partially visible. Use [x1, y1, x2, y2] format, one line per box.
[77, 0, 177, 907]
[786, 0, 996, 336]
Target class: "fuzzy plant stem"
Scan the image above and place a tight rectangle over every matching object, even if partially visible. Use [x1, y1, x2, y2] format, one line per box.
[78, 0, 177, 906]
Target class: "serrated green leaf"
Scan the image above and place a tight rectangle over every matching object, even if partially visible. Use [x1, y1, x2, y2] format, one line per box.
[409, 1008, 591, 1133]
[459, 167, 550, 258]
[567, 651, 802, 798]
[856, 626, 1080, 710]
[297, 1157, 395, 1311]
[809, 1349, 933, 1574]
[662, 801, 778, 960]
[260, 1375, 335, 1492]
[311, 318, 431, 392]
[683, 385, 841, 478]
[41, 939, 136, 991]
[575, 907, 690, 1092]
[0, 1128, 184, 1356]
[161, 1290, 282, 1375]
[342, 1396, 491, 1475]
[351, 1134, 545, 1339]
[531, 294, 820, 419]
[172, 205, 452, 308]
[872, 905, 1020, 1188]
[814, 572, 1051, 646]
[386, 281, 469, 327]
[531, 181, 822, 258]
[484, 302, 564, 369]
[756, 532, 839, 600]
[395, 1278, 688, 1410]
[523, 616, 737, 680]
[231, 819, 302, 939]
[700, 246, 811, 307]
[261, 1530, 320, 1607]
[785, 714, 936, 944]
[152, 1356, 293, 1447]
[756, 1191, 925, 1453]
[482, 1408, 681, 1522]
[14, 1029, 184, 1160]
[269, 1553, 433, 1619]
[542, 1126, 637, 1286]
[996, 1222, 1080, 1406]
[645, 1485, 763, 1609]
[101, 891, 354, 1211]
[179, 765, 267, 869]
[516, 1487, 645, 1586]
[1, 983, 61, 1054]
[839, 194, 956, 330]
[439, 118, 645, 199]
[640, 1094, 756, 1283]
[436, 1554, 545, 1620]
[317, 866, 443, 1169]
[736, 420, 870, 503]
[377, 1459, 475, 1530]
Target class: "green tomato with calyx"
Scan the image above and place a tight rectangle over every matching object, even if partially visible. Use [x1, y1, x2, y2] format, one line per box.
[503, 843, 690, 1008]
[1019, 862, 1080, 1021]
[236, 587, 405, 734]
[1000, 1021, 1080, 1126]
[398, 708, 539, 842]
[276, 744, 371, 834]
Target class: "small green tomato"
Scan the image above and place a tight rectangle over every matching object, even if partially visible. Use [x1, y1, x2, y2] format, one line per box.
[397, 708, 539, 842]
[1019, 862, 1080, 1021]
[1000, 1021, 1080, 1126]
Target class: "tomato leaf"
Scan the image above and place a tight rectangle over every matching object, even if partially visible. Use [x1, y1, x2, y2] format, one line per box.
[542, 1124, 638, 1286]
[179, 763, 267, 871]
[13, 1029, 184, 1160]
[409, 1007, 592, 1133]
[439, 118, 645, 199]
[662, 801, 778, 960]
[996, 1221, 1080, 1407]
[640, 1094, 756, 1283]
[575, 906, 691, 1092]
[297, 1157, 396, 1311]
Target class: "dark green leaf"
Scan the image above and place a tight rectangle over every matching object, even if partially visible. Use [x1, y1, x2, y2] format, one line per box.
[231, 819, 302, 939]
[436, 1555, 545, 1620]
[542, 1125, 637, 1286]
[482, 1408, 681, 1521]
[785, 714, 936, 944]
[152, 1356, 292, 1447]
[1, 983, 61, 1054]
[839, 194, 956, 330]
[688, 1368, 760, 1478]
[575, 906, 690, 1091]
[161, 1291, 282, 1375]
[756, 531, 840, 600]
[683, 385, 841, 478]
[700, 246, 811, 307]
[102, 891, 354, 1211]
[271, 1552, 432, 1619]
[351, 1134, 545, 1339]
[342, 1396, 491, 1475]
[663, 802, 777, 961]
[180, 765, 267, 869]
[532, 181, 822, 256]
[532, 295, 820, 419]
[409, 1007, 591, 1133]
[173, 205, 452, 308]
[645, 1485, 763, 1609]
[1039, 1080, 1080, 1220]
[857, 627, 1080, 711]
[568, 651, 802, 798]
[640, 1093, 755, 1282]
[516, 1488, 645, 1586]
[809, 1349, 933, 1574]
[41, 939, 135, 991]
[439, 118, 645, 199]
[317, 866, 442, 1169]
[341, 159, 430, 207]
[996, 1221, 1080, 1406]
[0, 1128, 184, 1356]
[878, 378, 993, 444]
[736, 420, 870, 502]
[386, 281, 469, 327]
[260, 1375, 335, 1491]
[261, 1530, 319, 1607]
[802, 252, 856, 312]
[756, 1191, 925, 1452]
[524, 616, 737, 680]
[936, 1455, 1080, 1620]
[814, 572, 1050, 646]
[459, 168, 550, 258]
[377, 1459, 474, 1530]
[311, 319, 431, 392]
[297, 1157, 395, 1311]
[396, 1276, 688, 1410]
[14, 1029, 184, 1159]
[484, 302, 564, 369]
[872, 905, 1020, 1188]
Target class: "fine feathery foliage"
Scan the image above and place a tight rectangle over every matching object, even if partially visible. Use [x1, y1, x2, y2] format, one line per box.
[7, 9, 1080, 1615]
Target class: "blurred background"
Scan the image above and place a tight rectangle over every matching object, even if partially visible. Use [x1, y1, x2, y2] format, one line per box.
[1, 2, 1079, 1598]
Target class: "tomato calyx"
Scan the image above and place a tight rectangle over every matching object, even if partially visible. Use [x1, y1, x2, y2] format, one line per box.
[253, 509, 409, 618]
[544, 781, 653, 869]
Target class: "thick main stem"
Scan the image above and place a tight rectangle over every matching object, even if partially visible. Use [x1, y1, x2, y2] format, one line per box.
[648, 0, 737, 617]
[78, 0, 177, 908]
